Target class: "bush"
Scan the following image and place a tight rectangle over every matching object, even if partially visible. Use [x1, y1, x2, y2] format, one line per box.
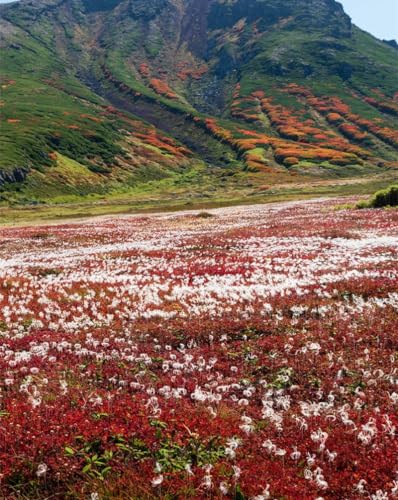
[195, 212, 215, 219]
[369, 185, 398, 208]
[358, 185, 398, 208]
[283, 157, 299, 166]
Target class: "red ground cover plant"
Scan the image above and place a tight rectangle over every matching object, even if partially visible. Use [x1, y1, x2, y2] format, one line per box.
[0, 198, 397, 499]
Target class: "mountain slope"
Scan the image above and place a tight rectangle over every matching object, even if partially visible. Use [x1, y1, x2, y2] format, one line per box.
[1, 0, 397, 204]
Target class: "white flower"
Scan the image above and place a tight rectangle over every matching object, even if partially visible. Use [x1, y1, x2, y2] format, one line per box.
[220, 482, 229, 495]
[262, 440, 276, 454]
[201, 474, 212, 489]
[232, 466, 241, 480]
[326, 449, 337, 462]
[355, 479, 367, 494]
[225, 437, 241, 459]
[371, 491, 389, 500]
[311, 428, 328, 443]
[251, 485, 271, 500]
[151, 474, 164, 487]
[308, 342, 321, 353]
[36, 463, 48, 478]
[390, 392, 398, 404]
[306, 453, 316, 467]
[240, 415, 254, 434]
[290, 447, 301, 460]
[315, 476, 329, 490]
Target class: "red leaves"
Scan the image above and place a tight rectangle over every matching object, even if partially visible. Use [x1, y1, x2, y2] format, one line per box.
[327, 112, 343, 123]
[79, 114, 103, 123]
[149, 78, 178, 100]
[338, 123, 368, 142]
[283, 84, 397, 149]
[0, 201, 398, 497]
[230, 91, 263, 123]
[135, 127, 191, 157]
[176, 61, 208, 81]
[365, 96, 398, 116]
[283, 156, 299, 166]
[138, 63, 150, 78]
[274, 145, 357, 164]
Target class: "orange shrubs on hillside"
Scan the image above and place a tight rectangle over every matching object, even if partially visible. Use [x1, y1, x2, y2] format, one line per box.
[135, 129, 190, 158]
[338, 123, 368, 142]
[274, 145, 358, 165]
[230, 89, 263, 123]
[244, 151, 269, 170]
[364, 96, 398, 116]
[327, 112, 343, 123]
[138, 63, 150, 78]
[284, 84, 396, 149]
[260, 95, 328, 143]
[283, 157, 299, 166]
[79, 114, 102, 123]
[203, 118, 234, 143]
[176, 62, 208, 81]
[149, 79, 178, 100]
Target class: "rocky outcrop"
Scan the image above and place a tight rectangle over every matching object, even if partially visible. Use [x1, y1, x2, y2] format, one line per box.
[0, 168, 29, 187]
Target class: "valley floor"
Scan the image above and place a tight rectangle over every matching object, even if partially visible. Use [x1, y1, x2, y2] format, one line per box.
[0, 197, 397, 498]
[0, 169, 397, 226]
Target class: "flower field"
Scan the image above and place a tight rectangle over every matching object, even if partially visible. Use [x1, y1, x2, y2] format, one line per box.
[0, 198, 397, 499]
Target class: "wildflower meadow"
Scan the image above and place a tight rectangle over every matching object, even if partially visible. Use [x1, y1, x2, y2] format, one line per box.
[0, 198, 397, 499]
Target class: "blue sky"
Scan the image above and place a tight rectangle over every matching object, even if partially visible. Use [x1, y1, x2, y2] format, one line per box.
[0, 0, 396, 41]
[339, 0, 397, 40]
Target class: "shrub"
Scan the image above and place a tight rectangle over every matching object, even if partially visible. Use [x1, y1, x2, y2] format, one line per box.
[358, 185, 398, 208]
[369, 185, 398, 207]
[283, 156, 299, 166]
[195, 212, 215, 219]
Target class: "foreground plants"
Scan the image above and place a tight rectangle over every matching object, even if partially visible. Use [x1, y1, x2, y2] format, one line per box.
[0, 198, 397, 499]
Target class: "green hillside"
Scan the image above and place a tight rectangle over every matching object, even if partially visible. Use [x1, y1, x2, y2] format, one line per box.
[0, 0, 397, 206]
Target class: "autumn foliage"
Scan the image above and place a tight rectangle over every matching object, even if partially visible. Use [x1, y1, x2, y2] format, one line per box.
[149, 78, 178, 100]
[176, 61, 208, 81]
[0, 200, 397, 498]
[284, 83, 398, 148]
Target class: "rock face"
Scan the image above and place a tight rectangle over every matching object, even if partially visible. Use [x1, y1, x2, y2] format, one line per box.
[0, 168, 28, 187]
[0, 0, 397, 193]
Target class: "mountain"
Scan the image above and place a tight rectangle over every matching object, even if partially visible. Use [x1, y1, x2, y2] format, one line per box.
[1, 0, 397, 204]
